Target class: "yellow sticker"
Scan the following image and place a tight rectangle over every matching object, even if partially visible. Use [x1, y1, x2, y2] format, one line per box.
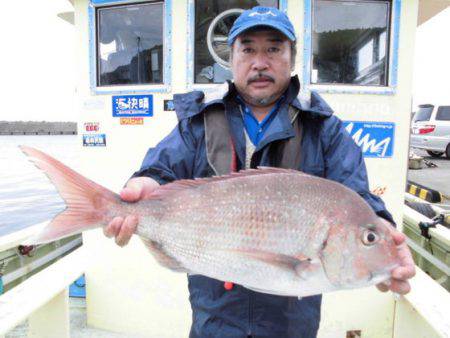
[120, 117, 144, 125]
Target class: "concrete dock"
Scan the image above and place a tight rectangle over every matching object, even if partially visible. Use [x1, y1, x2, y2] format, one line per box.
[0, 121, 77, 135]
[408, 149, 450, 200]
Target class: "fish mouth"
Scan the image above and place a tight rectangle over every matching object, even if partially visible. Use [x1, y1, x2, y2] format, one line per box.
[369, 272, 391, 286]
[369, 263, 400, 285]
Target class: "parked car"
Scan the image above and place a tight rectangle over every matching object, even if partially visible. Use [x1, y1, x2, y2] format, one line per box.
[410, 104, 450, 158]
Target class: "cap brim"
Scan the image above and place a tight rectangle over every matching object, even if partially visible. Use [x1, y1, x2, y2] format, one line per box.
[228, 21, 296, 46]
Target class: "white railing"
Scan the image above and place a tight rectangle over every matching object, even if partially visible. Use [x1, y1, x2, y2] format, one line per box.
[0, 246, 448, 337]
[0, 248, 86, 338]
[1, 237, 82, 288]
[0, 222, 49, 252]
[394, 268, 450, 338]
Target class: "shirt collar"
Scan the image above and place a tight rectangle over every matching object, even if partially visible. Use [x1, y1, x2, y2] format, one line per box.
[235, 94, 285, 123]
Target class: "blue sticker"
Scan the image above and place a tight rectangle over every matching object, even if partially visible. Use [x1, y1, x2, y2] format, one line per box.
[83, 134, 106, 147]
[112, 95, 153, 117]
[343, 121, 395, 158]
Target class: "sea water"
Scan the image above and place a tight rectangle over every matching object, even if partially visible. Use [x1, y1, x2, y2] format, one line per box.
[0, 135, 79, 236]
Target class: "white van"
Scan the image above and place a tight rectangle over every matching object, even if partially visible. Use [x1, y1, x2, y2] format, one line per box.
[410, 104, 450, 158]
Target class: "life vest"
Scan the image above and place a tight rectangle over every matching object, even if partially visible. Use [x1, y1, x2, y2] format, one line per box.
[204, 104, 303, 175]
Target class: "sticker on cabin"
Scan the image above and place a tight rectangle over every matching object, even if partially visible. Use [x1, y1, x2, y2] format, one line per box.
[112, 95, 153, 117]
[343, 121, 395, 158]
[120, 117, 144, 125]
[84, 122, 99, 132]
[82, 134, 106, 147]
[164, 100, 175, 111]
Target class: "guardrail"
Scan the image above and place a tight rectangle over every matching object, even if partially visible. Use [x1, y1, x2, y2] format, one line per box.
[403, 194, 450, 291]
[0, 248, 86, 338]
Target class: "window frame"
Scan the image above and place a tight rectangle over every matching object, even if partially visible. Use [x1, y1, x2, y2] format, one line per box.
[303, 0, 401, 95]
[186, 0, 288, 91]
[88, 0, 172, 95]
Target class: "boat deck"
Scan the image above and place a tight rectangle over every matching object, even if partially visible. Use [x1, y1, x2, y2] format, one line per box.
[7, 298, 135, 338]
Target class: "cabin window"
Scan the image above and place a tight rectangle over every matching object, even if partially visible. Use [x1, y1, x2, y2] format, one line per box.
[311, 0, 391, 86]
[96, 1, 164, 87]
[194, 0, 279, 84]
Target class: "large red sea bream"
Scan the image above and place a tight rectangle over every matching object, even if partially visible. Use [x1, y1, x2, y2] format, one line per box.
[17, 146, 400, 297]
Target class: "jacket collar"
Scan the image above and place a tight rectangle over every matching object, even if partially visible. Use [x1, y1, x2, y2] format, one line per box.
[288, 76, 334, 119]
[172, 75, 334, 121]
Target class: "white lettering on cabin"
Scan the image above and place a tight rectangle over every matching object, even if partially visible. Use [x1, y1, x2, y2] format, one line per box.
[345, 123, 391, 157]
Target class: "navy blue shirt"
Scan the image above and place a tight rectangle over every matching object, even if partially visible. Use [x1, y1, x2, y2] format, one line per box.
[238, 96, 283, 146]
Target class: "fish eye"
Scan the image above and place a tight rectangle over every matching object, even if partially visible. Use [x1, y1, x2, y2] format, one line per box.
[362, 229, 379, 246]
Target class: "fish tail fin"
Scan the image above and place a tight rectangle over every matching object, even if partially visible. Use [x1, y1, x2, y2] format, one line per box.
[20, 146, 121, 244]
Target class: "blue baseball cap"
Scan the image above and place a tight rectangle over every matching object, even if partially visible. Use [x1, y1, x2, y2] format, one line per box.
[228, 6, 296, 46]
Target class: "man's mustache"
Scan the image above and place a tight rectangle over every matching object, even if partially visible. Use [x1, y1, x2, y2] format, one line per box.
[247, 74, 275, 84]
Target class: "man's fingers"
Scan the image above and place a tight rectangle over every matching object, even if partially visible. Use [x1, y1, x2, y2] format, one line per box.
[376, 282, 389, 293]
[104, 215, 138, 248]
[399, 247, 415, 267]
[120, 185, 143, 202]
[379, 220, 406, 245]
[104, 217, 124, 238]
[392, 242, 416, 280]
[119, 177, 160, 202]
[115, 215, 138, 247]
[392, 266, 416, 280]
[389, 279, 411, 295]
[107, 177, 158, 247]
[377, 279, 411, 295]
[392, 231, 406, 245]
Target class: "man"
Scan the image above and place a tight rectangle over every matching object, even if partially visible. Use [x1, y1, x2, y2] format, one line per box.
[104, 7, 415, 338]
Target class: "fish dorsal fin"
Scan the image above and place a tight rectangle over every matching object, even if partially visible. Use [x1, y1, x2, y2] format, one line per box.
[148, 167, 304, 200]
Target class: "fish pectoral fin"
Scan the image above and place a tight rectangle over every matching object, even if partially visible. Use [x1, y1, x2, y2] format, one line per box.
[141, 239, 188, 273]
[225, 249, 317, 275]
[294, 257, 322, 280]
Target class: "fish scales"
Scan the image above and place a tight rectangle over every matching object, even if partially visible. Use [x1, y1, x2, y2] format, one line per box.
[132, 173, 342, 294]
[145, 174, 327, 249]
[19, 147, 401, 298]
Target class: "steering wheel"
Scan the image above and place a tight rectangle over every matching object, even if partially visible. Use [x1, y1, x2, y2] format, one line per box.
[206, 9, 244, 69]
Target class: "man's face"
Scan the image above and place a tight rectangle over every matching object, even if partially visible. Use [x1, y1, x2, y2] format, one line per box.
[230, 29, 293, 107]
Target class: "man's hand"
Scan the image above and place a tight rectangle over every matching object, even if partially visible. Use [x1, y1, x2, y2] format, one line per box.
[103, 177, 160, 247]
[376, 219, 416, 295]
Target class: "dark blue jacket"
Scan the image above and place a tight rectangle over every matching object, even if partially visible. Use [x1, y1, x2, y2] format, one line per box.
[133, 77, 393, 338]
